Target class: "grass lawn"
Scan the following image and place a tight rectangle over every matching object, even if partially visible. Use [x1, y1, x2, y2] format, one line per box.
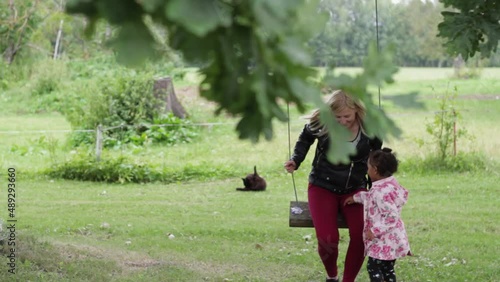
[0, 172, 497, 281]
[0, 67, 499, 281]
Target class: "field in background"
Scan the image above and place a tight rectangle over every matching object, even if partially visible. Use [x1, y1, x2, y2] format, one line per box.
[0, 67, 499, 281]
[334, 67, 500, 81]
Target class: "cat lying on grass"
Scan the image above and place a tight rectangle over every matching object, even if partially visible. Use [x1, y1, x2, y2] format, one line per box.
[236, 166, 266, 191]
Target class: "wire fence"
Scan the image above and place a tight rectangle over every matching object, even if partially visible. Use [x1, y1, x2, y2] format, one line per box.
[0, 109, 462, 152]
[0, 109, 460, 140]
[0, 109, 456, 136]
[0, 122, 235, 135]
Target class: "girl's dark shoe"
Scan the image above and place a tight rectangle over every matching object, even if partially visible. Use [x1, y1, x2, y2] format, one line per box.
[325, 278, 339, 282]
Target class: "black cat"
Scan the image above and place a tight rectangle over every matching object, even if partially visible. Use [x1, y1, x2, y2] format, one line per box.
[236, 166, 267, 191]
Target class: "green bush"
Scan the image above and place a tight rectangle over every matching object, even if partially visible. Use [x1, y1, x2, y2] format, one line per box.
[61, 69, 155, 130]
[61, 68, 196, 147]
[32, 76, 59, 96]
[26, 59, 68, 113]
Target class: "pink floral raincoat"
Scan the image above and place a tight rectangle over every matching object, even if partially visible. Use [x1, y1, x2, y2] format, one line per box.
[353, 176, 411, 260]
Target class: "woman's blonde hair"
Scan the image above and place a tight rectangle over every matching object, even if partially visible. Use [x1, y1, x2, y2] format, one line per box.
[307, 90, 366, 136]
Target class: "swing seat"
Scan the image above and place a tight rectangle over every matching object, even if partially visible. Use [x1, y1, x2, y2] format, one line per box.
[289, 201, 348, 228]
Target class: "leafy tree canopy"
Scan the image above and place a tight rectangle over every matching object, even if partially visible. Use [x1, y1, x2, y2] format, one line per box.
[438, 0, 500, 60]
[65, 0, 401, 162]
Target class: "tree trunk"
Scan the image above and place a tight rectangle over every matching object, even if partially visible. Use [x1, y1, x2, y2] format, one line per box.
[105, 24, 112, 40]
[53, 19, 64, 59]
[3, 43, 18, 65]
[153, 77, 188, 118]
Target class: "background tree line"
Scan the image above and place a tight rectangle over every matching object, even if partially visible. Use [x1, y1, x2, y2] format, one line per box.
[0, 0, 132, 66]
[2, 0, 499, 69]
[310, 0, 499, 67]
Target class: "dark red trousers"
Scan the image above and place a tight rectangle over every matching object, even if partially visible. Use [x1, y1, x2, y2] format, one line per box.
[308, 183, 365, 282]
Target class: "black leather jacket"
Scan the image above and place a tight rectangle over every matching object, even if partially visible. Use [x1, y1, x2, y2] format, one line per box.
[291, 124, 382, 194]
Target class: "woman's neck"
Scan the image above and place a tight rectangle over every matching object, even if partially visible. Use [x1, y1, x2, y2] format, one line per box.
[348, 122, 360, 139]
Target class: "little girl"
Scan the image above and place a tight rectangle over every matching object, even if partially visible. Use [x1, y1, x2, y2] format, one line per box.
[344, 148, 411, 282]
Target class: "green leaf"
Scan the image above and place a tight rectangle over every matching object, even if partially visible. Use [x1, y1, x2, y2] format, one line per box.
[252, 1, 289, 35]
[363, 105, 401, 140]
[362, 43, 398, 86]
[251, 76, 270, 118]
[293, 0, 327, 37]
[323, 109, 355, 164]
[63, 0, 408, 163]
[166, 0, 232, 37]
[66, 0, 98, 16]
[108, 21, 156, 66]
[96, 0, 143, 25]
[236, 111, 266, 142]
[140, 0, 166, 13]
[320, 42, 401, 159]
[168, 25, 218, 63]
[437, 1, 500, 60]
[278, 38, 312, 65]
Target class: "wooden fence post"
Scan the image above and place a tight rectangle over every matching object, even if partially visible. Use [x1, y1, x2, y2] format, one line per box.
[96, 124, 103, 162]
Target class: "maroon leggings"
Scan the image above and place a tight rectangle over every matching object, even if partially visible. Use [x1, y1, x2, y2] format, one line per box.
[308, 183, 365, 282]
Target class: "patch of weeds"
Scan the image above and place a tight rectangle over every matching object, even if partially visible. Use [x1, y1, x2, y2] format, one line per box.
[46, 153, 160, 183]
[9, 135, 59, 159]
[400, 152, 491, 175]
[45, 151, 239, 183]
[104, 113, 199, 148]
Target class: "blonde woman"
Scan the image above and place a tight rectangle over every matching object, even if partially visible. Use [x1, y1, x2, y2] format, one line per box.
[284, 90, 382, 282]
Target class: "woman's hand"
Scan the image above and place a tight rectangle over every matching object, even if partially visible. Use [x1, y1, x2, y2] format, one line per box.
[284, 160, 296, 173]
[344, 196, 355, 206]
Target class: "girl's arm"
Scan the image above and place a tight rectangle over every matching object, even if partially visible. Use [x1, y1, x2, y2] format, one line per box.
[344, 191, 368, 206]
[352, 191, 368, 203]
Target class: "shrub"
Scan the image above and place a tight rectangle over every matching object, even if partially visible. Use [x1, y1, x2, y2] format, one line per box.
[416, 86, 471, 160]
[61, 68, 196, 147]
[32, 76, 59, 96]
[28, 59, 69, 113]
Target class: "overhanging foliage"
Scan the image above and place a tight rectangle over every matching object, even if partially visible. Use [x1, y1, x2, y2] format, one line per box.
[65, 0, 404, 162]
[438, 0, 500, 60]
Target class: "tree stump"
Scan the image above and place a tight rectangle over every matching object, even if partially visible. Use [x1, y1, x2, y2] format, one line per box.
[153, 76, 187, 118]
[453, 54, 465, 78]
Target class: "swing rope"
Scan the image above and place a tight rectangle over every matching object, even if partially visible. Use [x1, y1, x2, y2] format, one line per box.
[287, 0, 382, 220]
[375, 0, 381, 108]
[287, 103, 300, 206]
